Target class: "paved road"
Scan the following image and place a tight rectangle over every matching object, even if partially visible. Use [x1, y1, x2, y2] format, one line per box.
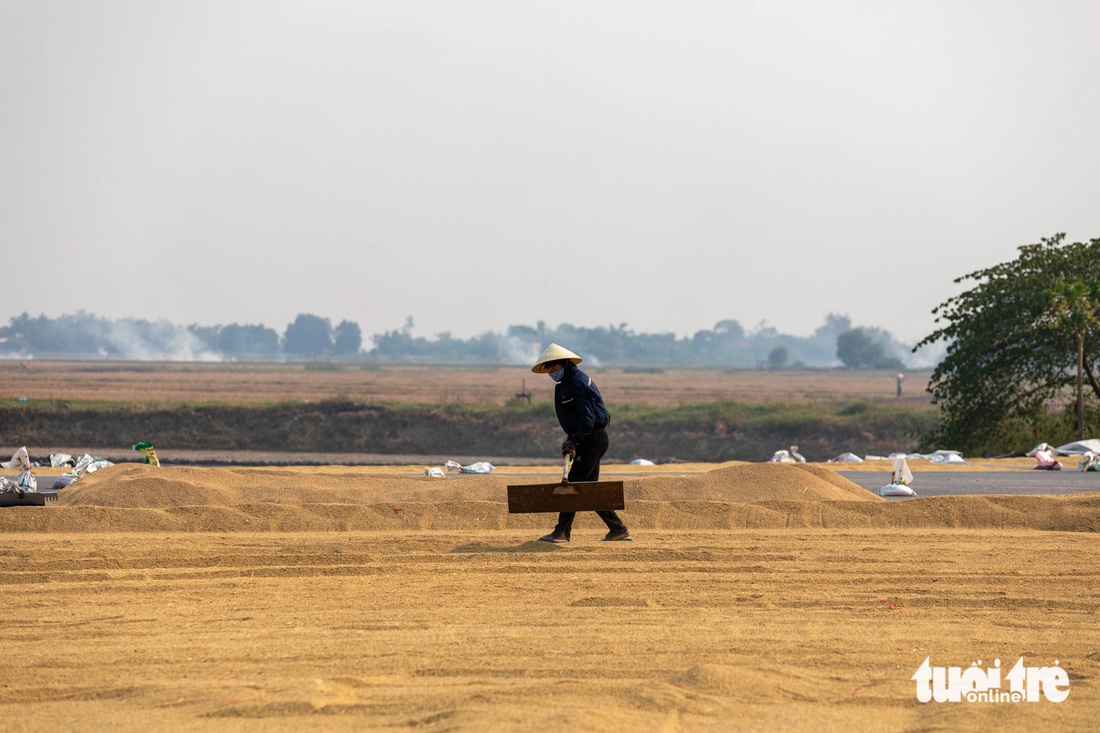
[839, 470, 1100, 496]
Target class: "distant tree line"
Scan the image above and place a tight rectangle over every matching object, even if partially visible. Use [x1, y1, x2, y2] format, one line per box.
[369, 315, 909, 369]
[0, 310, 915, 369]
[0, 312, 362, 362]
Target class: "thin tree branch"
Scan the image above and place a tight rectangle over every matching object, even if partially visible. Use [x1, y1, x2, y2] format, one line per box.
[1085, 359, 1100, 402]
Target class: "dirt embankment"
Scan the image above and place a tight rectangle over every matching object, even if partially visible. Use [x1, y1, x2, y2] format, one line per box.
[0, 404, 926, 463]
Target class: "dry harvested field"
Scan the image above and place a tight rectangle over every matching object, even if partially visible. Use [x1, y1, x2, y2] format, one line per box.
[1, 361, 929, 408]
[1, 462, 1097, 731]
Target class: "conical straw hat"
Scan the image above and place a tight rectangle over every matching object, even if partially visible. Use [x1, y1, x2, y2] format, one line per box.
[531, 343, 582, 373]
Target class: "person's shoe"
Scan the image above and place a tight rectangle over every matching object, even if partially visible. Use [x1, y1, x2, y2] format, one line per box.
[601, 529, 633, 541]
[538, 532, 570, 544]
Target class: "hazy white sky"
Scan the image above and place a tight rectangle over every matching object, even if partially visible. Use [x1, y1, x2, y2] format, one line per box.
[2, 1, 1098, 346]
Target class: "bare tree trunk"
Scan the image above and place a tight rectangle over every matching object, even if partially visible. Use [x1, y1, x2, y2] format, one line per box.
[1076, 331, 1085, 440]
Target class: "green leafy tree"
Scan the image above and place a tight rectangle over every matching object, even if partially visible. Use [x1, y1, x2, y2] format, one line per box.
[332, 320, 363, 357]
[284, 314, 333, 357]
[5, 311, 109, 355]
[370, 316, 425, 362]
[837, 328, 902, 369]
[1042, 277, 1100, 438]
[217, 324, 281, 357]
[916, 233, 1100, 453]
[837, 329, 879, 368]
[767, 345, 789, 370]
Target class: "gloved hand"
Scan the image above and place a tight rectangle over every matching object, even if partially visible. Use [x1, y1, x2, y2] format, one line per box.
[561, 440, 577, 458]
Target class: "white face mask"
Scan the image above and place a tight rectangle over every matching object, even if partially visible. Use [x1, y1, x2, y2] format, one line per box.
[549, 366, 566, 382]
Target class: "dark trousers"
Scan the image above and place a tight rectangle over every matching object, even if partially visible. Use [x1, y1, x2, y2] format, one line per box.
[553, 428, 627, 536]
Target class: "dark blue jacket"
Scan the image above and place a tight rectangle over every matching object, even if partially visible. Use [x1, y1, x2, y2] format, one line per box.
[555, 365, 610, 445]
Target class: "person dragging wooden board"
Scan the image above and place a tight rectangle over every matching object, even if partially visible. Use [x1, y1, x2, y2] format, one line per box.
[531, 343, 632, 543]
